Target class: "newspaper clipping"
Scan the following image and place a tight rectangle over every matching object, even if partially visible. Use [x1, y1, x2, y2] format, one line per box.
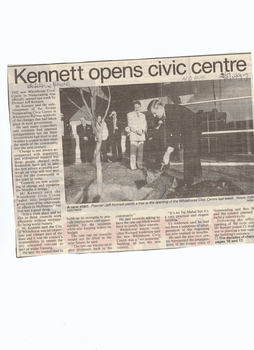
[8, 53, 254, 257]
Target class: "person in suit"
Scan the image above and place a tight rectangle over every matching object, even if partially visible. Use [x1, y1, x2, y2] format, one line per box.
[96, 115, 110, 162]
[107, 111, 122, 162]
[126, 100, 147, 170]
[76, 117, 94, 163]
[147, 99, 202, 186]
[147, 115, 178, 165]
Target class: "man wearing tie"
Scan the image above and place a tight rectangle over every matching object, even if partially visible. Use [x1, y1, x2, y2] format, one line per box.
[76, 117, 94, 163]
[107, 111, 122, 162]
[126, 100, 147, 170]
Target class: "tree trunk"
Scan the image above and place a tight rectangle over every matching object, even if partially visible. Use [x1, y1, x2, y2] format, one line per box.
[90, 89, 103, 202]
[94, 139, 103, 201]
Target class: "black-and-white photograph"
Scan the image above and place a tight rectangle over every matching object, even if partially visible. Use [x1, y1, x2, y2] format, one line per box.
[60, 79, 254, 204]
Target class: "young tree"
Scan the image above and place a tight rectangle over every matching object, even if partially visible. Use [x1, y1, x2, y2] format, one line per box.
[61, 86, 111, 201]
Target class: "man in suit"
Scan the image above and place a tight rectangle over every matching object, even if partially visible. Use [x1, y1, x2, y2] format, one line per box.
[126, 100, 147, 170]
[107, 111, 122, 162]
[76, 117, 94, 163]
[147, 99, 202, 186]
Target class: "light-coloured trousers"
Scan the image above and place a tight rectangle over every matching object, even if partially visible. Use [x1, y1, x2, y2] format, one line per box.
[130, 140, 144, 169]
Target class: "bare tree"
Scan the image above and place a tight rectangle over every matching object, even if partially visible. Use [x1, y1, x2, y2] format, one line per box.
[61, 86, 111, 201]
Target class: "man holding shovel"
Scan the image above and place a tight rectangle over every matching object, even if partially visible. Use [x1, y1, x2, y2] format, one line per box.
[147, 99, 202, 187]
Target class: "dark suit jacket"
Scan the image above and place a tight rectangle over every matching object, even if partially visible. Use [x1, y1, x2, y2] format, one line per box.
[76, 123, 94, 144]
[164, 104, 202, 182]
[107, 118, 122, 142]
[151, 104, 186, 152]
[163, 103, 201, 146]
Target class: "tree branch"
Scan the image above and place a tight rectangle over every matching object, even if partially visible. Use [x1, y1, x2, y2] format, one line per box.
[77, 88, 93, 120]
[61, 89, 91, 120]
[102, 86, 111, 123]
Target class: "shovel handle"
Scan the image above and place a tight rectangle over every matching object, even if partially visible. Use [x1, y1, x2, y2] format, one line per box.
[160, 163, 165, 171]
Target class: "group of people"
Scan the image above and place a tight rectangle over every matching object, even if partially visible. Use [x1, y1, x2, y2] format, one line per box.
[76, 111, 122, 164]
[77, 98, 202, 187]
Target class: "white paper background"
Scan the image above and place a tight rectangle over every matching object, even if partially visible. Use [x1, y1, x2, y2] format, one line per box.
[1, 2, 254, 349]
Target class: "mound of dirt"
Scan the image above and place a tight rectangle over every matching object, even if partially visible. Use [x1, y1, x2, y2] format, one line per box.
[169, 177, 245, 198]
[83, 183, 153, 203]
